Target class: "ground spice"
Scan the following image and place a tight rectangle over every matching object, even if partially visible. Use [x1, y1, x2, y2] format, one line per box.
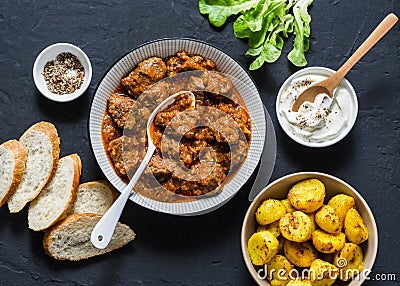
[42, 52, 85, 95]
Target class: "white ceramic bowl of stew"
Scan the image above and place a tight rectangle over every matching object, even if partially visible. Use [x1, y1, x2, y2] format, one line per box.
[89, 38, 267, 216]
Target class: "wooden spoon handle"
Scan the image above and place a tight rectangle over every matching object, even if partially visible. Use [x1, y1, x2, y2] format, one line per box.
[327, 13, 398, 92]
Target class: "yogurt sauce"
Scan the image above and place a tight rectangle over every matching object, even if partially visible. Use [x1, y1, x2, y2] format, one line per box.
[278, 74, 353, 143]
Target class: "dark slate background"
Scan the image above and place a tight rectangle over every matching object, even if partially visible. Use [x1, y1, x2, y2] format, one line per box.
[0, 0, 399, 285]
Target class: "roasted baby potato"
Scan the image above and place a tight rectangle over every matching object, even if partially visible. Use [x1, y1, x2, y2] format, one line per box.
[280, 211, 312, 242]
[344, 208, 368, 244]
[315, 205, 341, 234]
[248, 231, 279, 266]
[288, 179, 325, 213]
[310, 259, 338, 286]
[258, 220, 281, 237]
[284, 240, 318, 267]
[281, 199, 296, 213]
[328, 194, 355, 229]
[312, 229, 346, 254]
[267, 255, 295, 286]
[256, 199, 287, 225]
[287, 279, 312, 286]
[334, 243, 364, 281]
[248, 180, 368, 282]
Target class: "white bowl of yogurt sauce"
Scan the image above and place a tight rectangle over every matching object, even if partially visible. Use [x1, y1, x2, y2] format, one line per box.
[276, 67, 358, 147]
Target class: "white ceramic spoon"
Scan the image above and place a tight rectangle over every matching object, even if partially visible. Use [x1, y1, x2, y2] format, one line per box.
[91, 91, 195, 249]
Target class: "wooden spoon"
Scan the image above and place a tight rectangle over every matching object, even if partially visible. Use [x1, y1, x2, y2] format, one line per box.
[292, 13, 398, 112]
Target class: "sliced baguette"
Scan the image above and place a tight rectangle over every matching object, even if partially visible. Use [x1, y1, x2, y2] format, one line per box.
[43, 213, 135, 261]
[71, 180, 118, 215]
[8, 122, 60, 213]
[0, 140, 27, 207]
[28, 154, 82, 231]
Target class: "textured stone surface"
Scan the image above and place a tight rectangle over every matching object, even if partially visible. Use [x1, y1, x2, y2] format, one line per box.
[0, 0, 399, 285]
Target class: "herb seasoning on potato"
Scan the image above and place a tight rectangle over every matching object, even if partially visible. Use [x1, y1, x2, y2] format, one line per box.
[344, 208, 369, 244]
[247, 231, 279, 266]
[288, 178, 325, 213]
[256, 199, 286, 225]
[284, 240, 318, 267]
[280, 211, 312, 242]
[315, 205, 341, 234]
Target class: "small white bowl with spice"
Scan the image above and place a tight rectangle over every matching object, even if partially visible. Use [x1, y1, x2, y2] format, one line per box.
[33, 43, 92, 102]
[276, 67, 358, 148]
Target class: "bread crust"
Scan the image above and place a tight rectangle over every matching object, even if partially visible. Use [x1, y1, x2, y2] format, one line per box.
[55, 154, 82, 226]
[0, 140, 27, 207]
[28, 121, 61, 191]
[9, 121, 60, 212]
[28, 154, 82, 231]
[43, 213, 99, 259]
[43, 213, 135, 261]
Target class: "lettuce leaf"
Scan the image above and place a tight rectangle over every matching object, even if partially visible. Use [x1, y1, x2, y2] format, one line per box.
[233, 15, 252, 38]
[199, 0, 260, 27]
[242, 0, 272, 32]
[287, 0, 313, 66]
[249, 14, 289, 70]
[199, 0, 313, 69]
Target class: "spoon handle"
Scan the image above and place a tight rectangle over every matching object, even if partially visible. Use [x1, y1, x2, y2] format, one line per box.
[328, 13, 398, 92]
[91, 144, 156, 249]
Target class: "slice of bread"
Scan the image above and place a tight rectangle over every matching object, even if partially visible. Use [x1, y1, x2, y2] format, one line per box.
[70, 180, 118, 215]
[43, 213, 135, 261]
[0, 140, 27, 207]
[8, 122, 60, 213]
[28, 154, 82, 231]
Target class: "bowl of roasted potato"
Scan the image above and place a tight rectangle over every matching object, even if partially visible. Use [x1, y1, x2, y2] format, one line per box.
[241, 172, 377, 286]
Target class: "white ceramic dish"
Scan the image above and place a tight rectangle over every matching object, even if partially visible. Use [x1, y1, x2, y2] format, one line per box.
[241, 172, 378, 286]
[276, 67, 358, 147]
[33, 43, 92, 102]
[89, 38, 266, 216]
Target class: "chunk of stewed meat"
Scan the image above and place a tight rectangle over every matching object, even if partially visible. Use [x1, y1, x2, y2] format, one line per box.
[179, 162, 226, 196]
[140, 81, 170, 106]
[179, 140, 209, 167]
[166, 51, 216, 76]
[185, 127, 216, 141]
[108, 93, 135, 129]
[102, 112, 121, 146]
[154, 93, 194, 128]
[201, 72, 233, 95]
[217, 104, 251, 140]
[121, 57, 167, 98]
[148, 153, 170, 176]
[108, 135, 141, 176]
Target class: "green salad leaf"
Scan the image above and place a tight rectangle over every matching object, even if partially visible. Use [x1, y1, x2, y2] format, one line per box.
[199, 0, 313, 69]
[199, 0, 260, 27]
[287, 0, 313, 67]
